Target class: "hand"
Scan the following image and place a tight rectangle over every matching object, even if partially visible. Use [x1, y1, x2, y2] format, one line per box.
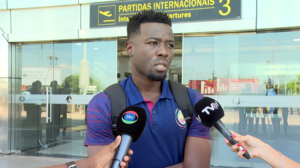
[90, 136, 133, 168]
[224, 131, 266, 159]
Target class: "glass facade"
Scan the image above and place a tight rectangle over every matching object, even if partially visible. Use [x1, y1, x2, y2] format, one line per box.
[9, 30, 300, 167]
[11, 30, 300, 167]
[183, 31, 300, 167]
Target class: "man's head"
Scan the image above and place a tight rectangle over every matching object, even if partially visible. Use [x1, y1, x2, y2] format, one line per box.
[266, 79, 274, 89]
[126, 10, 174, 81]
[127, 10, 172, 41]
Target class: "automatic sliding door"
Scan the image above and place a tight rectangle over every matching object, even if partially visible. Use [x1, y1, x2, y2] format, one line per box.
[49, 40, 117, 157]
[14, 40, 117, 157]
[15, 43, 55, 155]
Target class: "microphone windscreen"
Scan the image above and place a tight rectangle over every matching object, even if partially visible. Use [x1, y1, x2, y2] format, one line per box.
[194, 97, 224, 127]
[116, 106, 147, 142]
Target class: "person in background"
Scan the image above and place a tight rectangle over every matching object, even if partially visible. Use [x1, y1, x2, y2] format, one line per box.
[265, 80, 280, 138]
[59, 81, 72, 137]
[46, 80, 61, 143]
[23, 80, 43, 146]
[238, 107, 247, 134]
[224, 131, 300, 168]
[281, 107, 292, 136]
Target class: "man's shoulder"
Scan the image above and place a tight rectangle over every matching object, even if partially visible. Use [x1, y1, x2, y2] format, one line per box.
[118, 77, 130, 89]
[187, 87, 198, 93]
[90, 92, 110, 105]
[186, 87, 203, 105]
[87, 92, 112, 116]
[187, 87, 202, 97]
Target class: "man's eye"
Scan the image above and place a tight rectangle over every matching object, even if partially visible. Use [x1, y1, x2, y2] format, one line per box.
[167, 44, 174, 48]
[150, 42, 157, 45]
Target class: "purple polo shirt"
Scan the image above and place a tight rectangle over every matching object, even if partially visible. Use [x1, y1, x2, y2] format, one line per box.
[84, 76, 210, 168]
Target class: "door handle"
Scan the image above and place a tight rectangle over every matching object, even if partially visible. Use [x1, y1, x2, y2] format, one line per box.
[49, 87, 52, 122]
[46, 87, 49, 123]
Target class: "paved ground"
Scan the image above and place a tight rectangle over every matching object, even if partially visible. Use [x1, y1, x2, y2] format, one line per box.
[0, 154, 252, 168]
[0, 154, 76, 168]
[0, 155, 268, 168]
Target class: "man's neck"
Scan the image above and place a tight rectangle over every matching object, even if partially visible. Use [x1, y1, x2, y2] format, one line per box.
[131, 75, 162, 103]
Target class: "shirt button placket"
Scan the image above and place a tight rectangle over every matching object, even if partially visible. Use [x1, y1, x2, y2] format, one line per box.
[153, 110, 156, 114]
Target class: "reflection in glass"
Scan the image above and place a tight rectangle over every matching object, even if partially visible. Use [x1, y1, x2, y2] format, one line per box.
[14, 40, 117, 157]
[183, 31, 300, 167]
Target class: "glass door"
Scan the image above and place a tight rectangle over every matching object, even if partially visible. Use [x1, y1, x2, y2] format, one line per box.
[15, 43, 56, 155]
[14, 40, 117, 157]
[49, 41, 117, 157]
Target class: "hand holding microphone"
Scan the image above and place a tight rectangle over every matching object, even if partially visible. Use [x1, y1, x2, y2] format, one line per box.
[194, 97, 251, 160]
[224, 131, 264, 159]
[225, 131, 300, 168]
[111, 106, 147, 168]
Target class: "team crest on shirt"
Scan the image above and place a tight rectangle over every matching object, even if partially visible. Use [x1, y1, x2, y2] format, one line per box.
[175, 108, 186, 128]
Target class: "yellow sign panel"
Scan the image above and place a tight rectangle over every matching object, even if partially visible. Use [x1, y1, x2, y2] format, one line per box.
[90, 0, 241, 28]
[98, 5, 116, 26]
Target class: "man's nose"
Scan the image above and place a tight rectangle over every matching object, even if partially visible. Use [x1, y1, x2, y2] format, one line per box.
[157, 44, 168, 57]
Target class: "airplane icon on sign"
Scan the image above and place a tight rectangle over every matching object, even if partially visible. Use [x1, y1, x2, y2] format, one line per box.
[97, 5, 116, 25]
[99, 10, 112, 17]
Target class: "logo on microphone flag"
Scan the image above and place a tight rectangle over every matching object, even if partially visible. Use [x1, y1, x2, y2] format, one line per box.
[175, 108, 186, 128]
[202, 101, 219, 115]
[122, 111, 138, 124]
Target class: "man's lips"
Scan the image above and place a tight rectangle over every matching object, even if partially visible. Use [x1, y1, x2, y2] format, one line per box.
[154, 62, 168, 72]
[154, 61, 168, 67]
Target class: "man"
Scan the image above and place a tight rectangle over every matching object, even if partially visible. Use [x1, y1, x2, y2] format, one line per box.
[85, 10, 211, 168]
[265, 80, 280, 138]
[43, 136, 132, 168]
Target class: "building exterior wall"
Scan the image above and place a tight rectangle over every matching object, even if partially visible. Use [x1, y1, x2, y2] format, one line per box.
[0, 27, 11, 154]
[257, 0, 300, 29]
[0, 10, 10, 36]
[0, 0, 6, 10]
[0, 0, 299, 42]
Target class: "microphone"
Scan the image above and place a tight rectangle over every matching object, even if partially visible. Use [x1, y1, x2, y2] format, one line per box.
[111, 106, 147, 168]
[194, 97, 251, 159]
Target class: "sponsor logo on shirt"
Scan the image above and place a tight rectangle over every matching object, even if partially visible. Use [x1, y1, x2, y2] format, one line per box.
[175, 108, 186, 128]
[122, 111, 138, 124]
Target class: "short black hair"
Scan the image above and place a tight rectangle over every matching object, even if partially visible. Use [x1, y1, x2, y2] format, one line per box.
[127, 10, 172, 40]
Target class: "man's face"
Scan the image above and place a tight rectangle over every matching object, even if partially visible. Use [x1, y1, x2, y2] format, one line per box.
[126, 23, 175, 81]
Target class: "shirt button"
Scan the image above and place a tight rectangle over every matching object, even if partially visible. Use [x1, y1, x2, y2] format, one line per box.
[153, 110, 156, 114]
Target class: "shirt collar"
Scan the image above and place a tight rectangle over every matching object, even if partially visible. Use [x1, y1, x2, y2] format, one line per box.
[125, 75, 174, 105]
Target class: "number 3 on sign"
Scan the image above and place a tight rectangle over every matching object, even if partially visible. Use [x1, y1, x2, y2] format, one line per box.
[219, 0, 231, 16]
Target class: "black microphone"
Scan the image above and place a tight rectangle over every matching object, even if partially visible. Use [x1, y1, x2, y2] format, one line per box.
[194, 97, 251, 159]
[111, 106, 147, 168]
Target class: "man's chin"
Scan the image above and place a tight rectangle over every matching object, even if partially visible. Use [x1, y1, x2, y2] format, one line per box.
[147, 73, 167, 81]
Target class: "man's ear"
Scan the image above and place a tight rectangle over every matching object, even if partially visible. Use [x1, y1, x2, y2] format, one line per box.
[125, 41, 133, 57]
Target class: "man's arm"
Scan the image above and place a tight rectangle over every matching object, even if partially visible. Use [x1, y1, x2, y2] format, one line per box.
[42, 158, 94, 168]
[165, 137, 211, 168]
[88, 145, 106, 157]
[84, 93, 115, 154]
[181, 89, 212, 168]
[43, 136, 133, 168]
[165, 163, 183, 168]
[183, 137, 211, 168]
